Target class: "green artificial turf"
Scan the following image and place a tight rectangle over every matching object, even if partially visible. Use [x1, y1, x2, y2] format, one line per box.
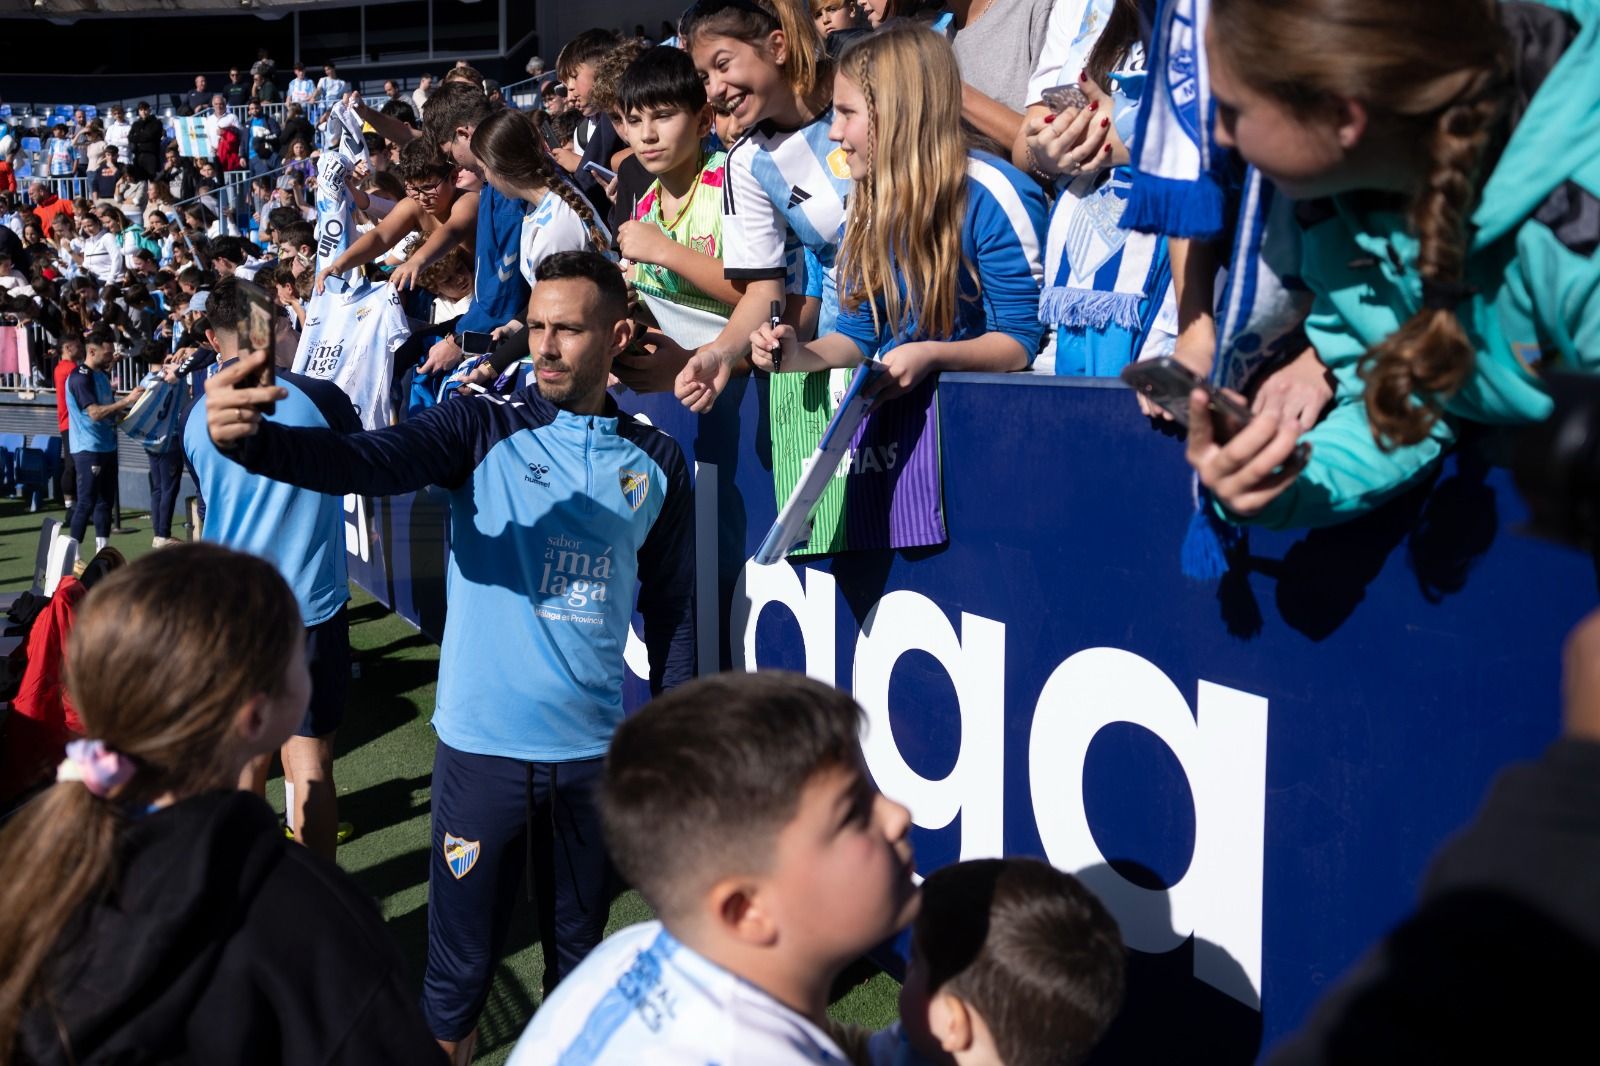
[0, 495, 901, 1063]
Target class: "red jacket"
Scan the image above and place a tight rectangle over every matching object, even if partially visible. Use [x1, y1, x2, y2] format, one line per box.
[0, 576, 85, 803]
[30, 193, 72, 236]
[216, 126, 243, 173]
[54, 357, 74, 431]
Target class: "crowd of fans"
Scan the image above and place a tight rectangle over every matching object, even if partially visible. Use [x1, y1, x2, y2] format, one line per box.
[1, 0, 1598, 1062]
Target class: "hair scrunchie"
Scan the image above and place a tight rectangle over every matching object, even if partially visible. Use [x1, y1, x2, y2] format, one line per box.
[56, 738, 137, 798]
[1420, 277, 1478, 312]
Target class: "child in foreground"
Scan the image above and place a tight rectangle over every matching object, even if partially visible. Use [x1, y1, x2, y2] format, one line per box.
[506, 671, 920, 1064]
[869, 858, 1126, 1066]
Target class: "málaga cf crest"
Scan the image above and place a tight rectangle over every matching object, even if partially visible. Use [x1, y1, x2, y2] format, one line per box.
[619, 470, 649, 512]
[443, 833, 480, 880]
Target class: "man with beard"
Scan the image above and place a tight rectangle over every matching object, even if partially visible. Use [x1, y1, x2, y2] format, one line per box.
[203, 249, 694, 1066]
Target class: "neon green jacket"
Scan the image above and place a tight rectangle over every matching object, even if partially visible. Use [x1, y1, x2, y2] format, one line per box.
[1250, 0, 1600, 529]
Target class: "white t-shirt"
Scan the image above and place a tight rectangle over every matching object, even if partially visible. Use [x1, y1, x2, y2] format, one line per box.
[203, 111, 240, 153]
[105, 118, 131, 155]
[506, 921, 853, 1066]
[291, 278, 411, 430]
[520, 189, 602, 287]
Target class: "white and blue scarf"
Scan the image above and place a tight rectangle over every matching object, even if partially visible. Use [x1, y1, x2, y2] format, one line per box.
[1123, 0, 1226, 239]
[1039, 0, 1162, 334]
[1122, 0, 1315, 576]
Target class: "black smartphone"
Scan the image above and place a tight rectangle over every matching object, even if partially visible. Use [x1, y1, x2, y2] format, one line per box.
[1121, 357, 1256, 442]
[460, 330, 495, 356]
[1122, 357, 1313, 464]
[234, 277, 276, 416]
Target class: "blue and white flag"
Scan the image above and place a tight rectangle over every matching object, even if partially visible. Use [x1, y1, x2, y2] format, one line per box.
[1123, 0, 1224, 238]
[172, 115, 211, 161]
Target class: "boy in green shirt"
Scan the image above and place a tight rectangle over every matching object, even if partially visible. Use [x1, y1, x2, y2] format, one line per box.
[614, 46, 743, 333]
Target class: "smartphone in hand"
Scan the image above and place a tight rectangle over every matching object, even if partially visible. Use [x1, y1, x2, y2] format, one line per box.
[1121, 357, 1264, 443]
[460, 330, 495, 356]
[233, 277, 277, 416]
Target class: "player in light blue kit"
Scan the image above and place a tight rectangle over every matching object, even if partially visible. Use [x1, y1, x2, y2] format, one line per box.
[204, 252, 695, 1066]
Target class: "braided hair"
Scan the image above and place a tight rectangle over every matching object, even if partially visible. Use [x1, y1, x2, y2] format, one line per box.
[1210, 0, 1512, 448]
[469, 107, 611, 253]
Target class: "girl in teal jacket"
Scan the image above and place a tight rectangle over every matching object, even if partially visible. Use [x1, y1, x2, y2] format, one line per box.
[1187, 0, 1600, 528]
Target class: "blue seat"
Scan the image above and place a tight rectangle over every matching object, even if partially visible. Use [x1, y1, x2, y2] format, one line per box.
[0, 433, 21, 494]
[41, 436, 62, 485]
[82, 105, 97, 120]
[16, 437, 52, 512]
[0, 104, 11, 118]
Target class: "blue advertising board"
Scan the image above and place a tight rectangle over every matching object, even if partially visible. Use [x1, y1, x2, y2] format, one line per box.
[343, 374, 1594, 1061]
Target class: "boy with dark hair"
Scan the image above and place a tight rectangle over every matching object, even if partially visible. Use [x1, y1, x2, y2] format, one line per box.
[314, 139, 473, 293]
[552, 29, 625, 211]
[69, 328, 145, 550]
[614, 46, 742, 343]
[876, 858, 1126, 1066]
[506, 671, 918, 1064]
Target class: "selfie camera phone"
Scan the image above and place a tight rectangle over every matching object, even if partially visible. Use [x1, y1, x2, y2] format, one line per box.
[582, 161, 617, 183]
[1120, 357, 1310, 461]
[234, 277, 276, 416]
[460, 330, 495, 356]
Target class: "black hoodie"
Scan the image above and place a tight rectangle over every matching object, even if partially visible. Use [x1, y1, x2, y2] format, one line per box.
[18, 790, 444, 1065]
[1269, 739, 1600, 1063]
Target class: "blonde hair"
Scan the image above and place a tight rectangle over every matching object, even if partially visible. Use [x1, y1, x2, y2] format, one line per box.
[837, 21, 970, 340]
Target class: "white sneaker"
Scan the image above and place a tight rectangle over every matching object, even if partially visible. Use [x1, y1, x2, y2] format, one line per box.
[62, 497, 74, 510]
[151, 536, 179, 548]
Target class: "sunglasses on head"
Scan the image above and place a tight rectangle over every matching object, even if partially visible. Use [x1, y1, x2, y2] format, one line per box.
[679, 0, 777, 36]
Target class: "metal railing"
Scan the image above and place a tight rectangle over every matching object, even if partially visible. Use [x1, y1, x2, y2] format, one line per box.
[0, 324, 153, 396]
[0, 322, 55, 393]
[164, 158, 297, 240]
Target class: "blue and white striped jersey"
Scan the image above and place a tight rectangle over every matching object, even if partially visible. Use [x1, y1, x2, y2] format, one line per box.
[835, 152, 1047, 360]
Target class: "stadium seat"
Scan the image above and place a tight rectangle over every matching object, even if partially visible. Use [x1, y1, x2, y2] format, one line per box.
[0, 519, 62, 646]
[0, 104, 11, 118]
[42, 532, 77, 597]
[0, 433, 22, 494]
[16, 439, 52, 511]
[82, 105, 97, 120]
[40, 436, 62, 496]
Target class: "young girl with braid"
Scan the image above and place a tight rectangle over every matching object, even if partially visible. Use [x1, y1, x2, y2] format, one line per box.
[1188, 0, 1600, 529]
[460, 107, 613, 389]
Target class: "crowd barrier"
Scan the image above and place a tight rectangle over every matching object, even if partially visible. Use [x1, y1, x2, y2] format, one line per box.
[344, 373, 1592, 1060]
